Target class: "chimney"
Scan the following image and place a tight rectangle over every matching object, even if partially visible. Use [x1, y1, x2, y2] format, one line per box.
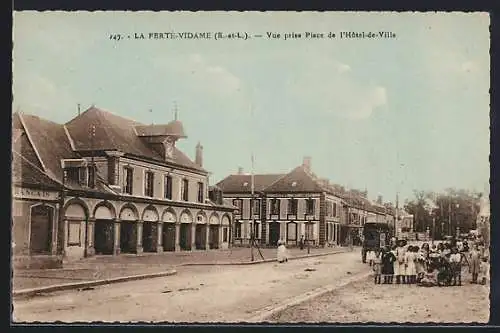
[303, 156, 311, 172]
[77, 103, 81, 116]
[195, 142, 203, 167]
[237, 167, 243, 175]
[377, 195, 383, 204]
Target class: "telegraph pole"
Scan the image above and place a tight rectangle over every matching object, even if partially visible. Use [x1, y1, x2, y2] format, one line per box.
[84, 124, 96, 258]
[250, 101, 255, 262]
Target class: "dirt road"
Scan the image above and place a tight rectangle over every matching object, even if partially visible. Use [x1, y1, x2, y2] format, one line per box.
[268, 275, 490, 323]
[13, 250, 368, 323]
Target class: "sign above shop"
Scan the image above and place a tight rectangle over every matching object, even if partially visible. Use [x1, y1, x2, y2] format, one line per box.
[13, 187, 59, 201]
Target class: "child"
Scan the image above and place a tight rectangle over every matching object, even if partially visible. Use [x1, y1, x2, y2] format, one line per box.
[372, 249, 382, 284]
[469, 244, 481, 283]
[419, 266, 438, 287]
[367, 250, 375, 266]
[382, 246, 396, 284]
[479, 257, 489, 285]
[394, 242, 407, 284]
[403, 245, 415, 284]
[449, 247, 462, 286]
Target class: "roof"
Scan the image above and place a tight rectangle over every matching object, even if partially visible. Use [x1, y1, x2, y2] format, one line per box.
[12, 150, 62, 190]
[216, 174, 285, 193]
[135, 120, 186, 138]
[264, 166, 325, 193]
[64, 107, 204, 173]
[17, 112, 78, 182]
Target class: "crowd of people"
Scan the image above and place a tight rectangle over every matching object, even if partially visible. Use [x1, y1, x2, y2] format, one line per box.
[365, 238, 490, 287]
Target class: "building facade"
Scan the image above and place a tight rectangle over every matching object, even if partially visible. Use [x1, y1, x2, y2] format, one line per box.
[217, 157, 392, 247]
[12, 107, 234, 264]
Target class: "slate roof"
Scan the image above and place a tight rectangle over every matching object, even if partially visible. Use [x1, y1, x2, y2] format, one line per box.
[216, 174, 285, 193]
[263, 166, 325, 193]
[17, 113, 77, 182]
[12, 150, 61, 190]
[135, 121, 186, 138]
[65, 107, 204, 173]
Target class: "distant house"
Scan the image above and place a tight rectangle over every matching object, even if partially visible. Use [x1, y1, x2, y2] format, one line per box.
[12, 106, 234, 265]
[217, 157, 392, 247]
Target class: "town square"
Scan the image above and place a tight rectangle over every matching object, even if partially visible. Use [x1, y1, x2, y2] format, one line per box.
[11, 12, 490, 324]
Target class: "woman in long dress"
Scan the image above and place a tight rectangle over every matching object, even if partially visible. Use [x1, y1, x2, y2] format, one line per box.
[277, 240, 288, 263]
[381, 246, 396, 284]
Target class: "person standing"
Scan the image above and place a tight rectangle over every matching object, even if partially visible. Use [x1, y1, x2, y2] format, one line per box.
[449, 247, 462, 286]
[372, 249, 382, 284]
[395, 241, 407, 284]
[479, 257, 490, 285]
[469, 244, 481, 283]
[405, 246, 417, 284]
[277, 240, 288, 263]
[299, 235, 305, 250]
[381, 246, 396, 284]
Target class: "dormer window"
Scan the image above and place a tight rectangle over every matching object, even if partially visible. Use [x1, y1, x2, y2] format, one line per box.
[61, 159, 89, 186]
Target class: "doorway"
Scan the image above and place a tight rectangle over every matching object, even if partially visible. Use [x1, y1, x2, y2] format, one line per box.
[209, 225, 219, 249]
[30, 205, 54, 254]
[120, 221, 136, 253]
[180, 224, 191, 250]
[94, 220, 114, 255]
[268, 222, 280, 246]
[162, 223, 176, 251]
[195, 225, 206, 250]
[142, 222, 157, 252]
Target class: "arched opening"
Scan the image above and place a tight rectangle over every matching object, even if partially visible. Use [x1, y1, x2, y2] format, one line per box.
[142, 206, 159, 253]
[64, 201, 89, 254]
[162, 209, 176, 252]
[195, 212, 207, 250]
[30, 205, 54, 254]
[179, 210, 193, 251]
[208, 213, 219, 249]
[93, 202, 116, 255]
[234, 220, 242, 245]
[221, 215, 230, 245]
[119, 204, 139, 254]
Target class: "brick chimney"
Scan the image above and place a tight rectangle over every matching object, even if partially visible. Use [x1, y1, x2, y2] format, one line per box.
[237, 167, 243, 175]
[195, 142, 203, 167]
[303, 156, 311, 172]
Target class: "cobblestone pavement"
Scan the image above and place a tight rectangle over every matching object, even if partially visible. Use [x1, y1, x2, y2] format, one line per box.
[268, 271, 490, 323]
[13, 246, 344, 291]
[13, 250, 368, 323]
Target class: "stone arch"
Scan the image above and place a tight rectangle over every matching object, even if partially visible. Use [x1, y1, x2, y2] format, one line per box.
[29, 203, 56, 254]
[63, 198, 90, 218]
[195, 210, 208, 224]
[93, 200, 117, 220]
[209, 212, 220, 225]
[119, 202, 140, 221]
[179, 209, 193, 224]
[161, 207, 177, 223]
[221, 213, 231, 225]
[142, 204, 159, 222]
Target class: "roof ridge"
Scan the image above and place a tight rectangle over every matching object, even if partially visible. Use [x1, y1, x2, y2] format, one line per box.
[262, 168, 295, 191]
[16, 113, 48, 174]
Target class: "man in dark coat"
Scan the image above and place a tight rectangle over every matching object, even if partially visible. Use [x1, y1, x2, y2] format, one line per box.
[381, 246, 396, 284]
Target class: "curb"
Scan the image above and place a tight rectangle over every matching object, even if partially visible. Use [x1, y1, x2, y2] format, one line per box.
[176, 249, 348, 267]
[13, 269, 177, 298]
[245, 270, 372, 322]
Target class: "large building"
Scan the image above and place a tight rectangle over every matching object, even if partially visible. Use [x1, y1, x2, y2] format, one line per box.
[12, 107, 234, 266]
[217, 157, 394, 247]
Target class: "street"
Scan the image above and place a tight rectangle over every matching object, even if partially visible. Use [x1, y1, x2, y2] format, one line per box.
[268, 273, 490, 323]
[13, 251, 368, 323]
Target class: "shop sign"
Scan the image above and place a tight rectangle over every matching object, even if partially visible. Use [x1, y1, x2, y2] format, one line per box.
[13, 187, 59, 201]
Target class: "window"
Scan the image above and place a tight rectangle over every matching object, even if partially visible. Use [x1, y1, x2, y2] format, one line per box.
[305, 223, 314, 240]
[326, 202, 332, 216]
[88, 165, 96, 187]
[288, 198, 298, 215]
[287, 222, 297, 241]
[223, 227, 228, 242]
[253, 222, 260, 239]
[233, 199, 243, 214]
[66, 167, 80, 184]
[306, 198, 315, 215]
[197, 182, 204, 203]
[234, 221, 242, 238]
[181, 179, 189, 201]
[123, 167, 133, 194]
[145, 171, 154, 197]
[270, 199, 280, 215]
[251, 199, 260, 216]
[67, 221, 81, 246]
[333, 202, 337, 217]
[164, 175, 173, 199]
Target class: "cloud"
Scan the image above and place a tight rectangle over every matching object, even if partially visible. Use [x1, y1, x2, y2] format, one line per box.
[287, 58, 387, 120]
[154, 53, 242, 97]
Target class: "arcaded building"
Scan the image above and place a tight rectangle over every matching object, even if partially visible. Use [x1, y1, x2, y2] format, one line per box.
[12, 107, 234, 264]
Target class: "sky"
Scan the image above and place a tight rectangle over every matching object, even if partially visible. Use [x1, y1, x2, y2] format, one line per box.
[12, 11, 490, 204]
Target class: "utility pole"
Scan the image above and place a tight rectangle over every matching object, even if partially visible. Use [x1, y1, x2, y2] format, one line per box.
[84, 124, 96, 258]
[250, 101, 255, 262]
